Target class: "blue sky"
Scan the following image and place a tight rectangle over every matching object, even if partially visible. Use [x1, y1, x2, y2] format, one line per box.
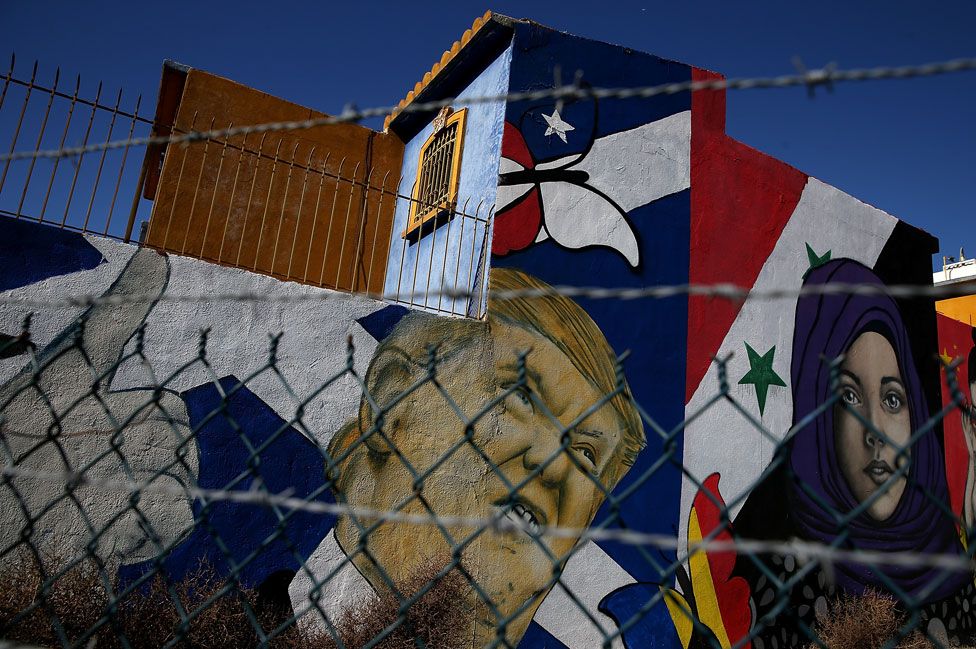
[3, 0, 973, 270]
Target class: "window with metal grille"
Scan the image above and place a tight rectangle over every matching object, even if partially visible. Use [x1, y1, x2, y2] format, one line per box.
[405, 107, 467, 237]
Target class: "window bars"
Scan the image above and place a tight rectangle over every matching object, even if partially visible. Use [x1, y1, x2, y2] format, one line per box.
[405, 107, 466, 238]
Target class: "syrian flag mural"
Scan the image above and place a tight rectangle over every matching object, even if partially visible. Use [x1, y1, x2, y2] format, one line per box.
[659, 74, 969, 649]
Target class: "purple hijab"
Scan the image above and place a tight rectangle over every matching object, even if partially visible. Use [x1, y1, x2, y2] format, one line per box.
[789, 259, 967, 600]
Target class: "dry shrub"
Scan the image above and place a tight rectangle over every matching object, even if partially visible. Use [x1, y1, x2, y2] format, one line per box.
[115, 563, 270, 648]
[1, 551, 473, 649]
[0, 551, 113, 645]
[0, 551, 271, 648]
[283, 560, 474, 649]
[808, 589, 933, 649]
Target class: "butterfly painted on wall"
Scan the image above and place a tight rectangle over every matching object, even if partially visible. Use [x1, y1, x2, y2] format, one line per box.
[492, 99, 691, 269]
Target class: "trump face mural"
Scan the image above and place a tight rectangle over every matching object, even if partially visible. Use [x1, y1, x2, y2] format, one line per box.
[318, 268, 644, 646]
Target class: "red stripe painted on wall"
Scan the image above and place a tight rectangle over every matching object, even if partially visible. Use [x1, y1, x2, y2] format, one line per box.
[686, 68, 808, 402]
[937, 312, 974, 522]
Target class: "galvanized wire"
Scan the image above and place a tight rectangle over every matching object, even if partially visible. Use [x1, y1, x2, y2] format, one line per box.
[0, 279, 974, 308]
[1, 56, 975, 163]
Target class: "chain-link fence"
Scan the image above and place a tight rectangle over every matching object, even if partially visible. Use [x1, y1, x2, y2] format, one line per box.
[2, 36, 976, 649]
[1, 246, 975, 649]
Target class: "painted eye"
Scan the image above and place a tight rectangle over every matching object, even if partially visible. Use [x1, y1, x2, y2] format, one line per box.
[883, 392, 903, 411]
[576, 446, 596, 466]
[504, 385, 534, 414]
[841, 387, 861, 406]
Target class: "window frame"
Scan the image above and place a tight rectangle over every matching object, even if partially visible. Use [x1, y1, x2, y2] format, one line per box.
[404, 107, 468, 238]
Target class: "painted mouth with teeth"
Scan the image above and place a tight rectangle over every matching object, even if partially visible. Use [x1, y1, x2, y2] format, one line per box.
[494, 499, 545, 536]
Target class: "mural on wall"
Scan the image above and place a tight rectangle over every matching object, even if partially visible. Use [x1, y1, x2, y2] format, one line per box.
[615, 58, 967, 648]
[0, 246, 198, 566]
[487, 22, 960, 649]
[4, 17, 969, 649]
[657, 260, 975, 649]
[494, 104, 690, 266]
[292, 267, 645, 647]
[490, 21, 695, 649]
[0, 219, 383, 621]
[478, 23, 691, 647]
[0, 218, 648, 647]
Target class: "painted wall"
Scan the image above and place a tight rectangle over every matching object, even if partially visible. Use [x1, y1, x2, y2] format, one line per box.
[0, 216, 395, 618]
[658, 74, 960, 649]
[1, 215, 650, 648]
[491, 22, 693, 649]
[383, 43, 513, 316]
[4, 17, 968, 649]
[484, 21, 959, 649]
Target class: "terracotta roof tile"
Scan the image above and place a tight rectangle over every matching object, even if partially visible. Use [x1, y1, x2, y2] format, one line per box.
[383, 10, 494, 132]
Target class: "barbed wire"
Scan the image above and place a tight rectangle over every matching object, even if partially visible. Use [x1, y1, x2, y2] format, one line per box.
[4, 52, 976, 649]
[3, 464, 974, 575]
[1, 57, 975, 163]
[0, 280, 973, 309]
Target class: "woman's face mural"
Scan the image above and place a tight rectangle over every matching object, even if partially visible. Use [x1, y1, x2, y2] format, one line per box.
[834, 331, 911, 521]
[664, 259, 976, 649]
[328, 268, 643, 646]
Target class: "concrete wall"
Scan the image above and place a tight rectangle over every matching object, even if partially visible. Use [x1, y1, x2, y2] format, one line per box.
[0, 216, 395, 614]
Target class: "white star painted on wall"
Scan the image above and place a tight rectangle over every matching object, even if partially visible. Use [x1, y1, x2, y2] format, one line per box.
[542, 109, 575, 143]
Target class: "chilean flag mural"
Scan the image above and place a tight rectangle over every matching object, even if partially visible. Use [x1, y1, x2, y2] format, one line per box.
[491, 23, 694, 648]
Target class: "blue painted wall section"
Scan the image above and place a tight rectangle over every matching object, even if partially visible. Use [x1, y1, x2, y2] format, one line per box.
[600, 583, 686, 649]
[500, 20, 692, 579]
[119, 376, 336, 596]
[384, 43, 513, 316]
[0, 219, 104, 291]
[506, 23, 691, 160]
[496, 25, 693, 647]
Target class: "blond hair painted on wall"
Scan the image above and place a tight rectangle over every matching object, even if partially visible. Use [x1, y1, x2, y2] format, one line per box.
[328, 267, 645, 487]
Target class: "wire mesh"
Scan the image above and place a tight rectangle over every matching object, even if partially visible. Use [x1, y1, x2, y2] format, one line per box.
[0, 249, 975, 649]
[1, 46, 976, 649]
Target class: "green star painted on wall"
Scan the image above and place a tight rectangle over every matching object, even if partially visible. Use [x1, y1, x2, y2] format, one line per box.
[738, 342, 786, 415]
[805, 243, 832, 275]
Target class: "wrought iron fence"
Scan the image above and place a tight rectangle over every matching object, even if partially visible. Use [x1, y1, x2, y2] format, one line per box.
[0, 57, 489, 315]
[0, 55, 154, 241]
[1, 257, 975, 649]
